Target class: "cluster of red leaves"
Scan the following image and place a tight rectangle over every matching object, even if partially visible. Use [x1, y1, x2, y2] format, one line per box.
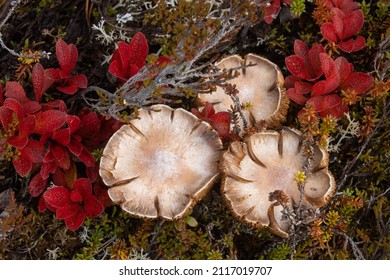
[321, 0, 365, 53]
[108, 32, 171, 86]
[285, 40, 374, 118]
[0, 39, 121, 231]
[258, 0, 291, 24]
[191, 102, 231, 139]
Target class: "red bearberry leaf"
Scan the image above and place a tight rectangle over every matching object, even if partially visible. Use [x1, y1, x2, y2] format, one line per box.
[69, 74, 87, 88]
[78, 147, 96, 167]
[307, 44, 325, 79]
[84, 196, 104, 218]
[293, 40, 309, 60]
[13, 152, 32, 177]
[287, 88, 309, 105]
[7, 115, 35, 149]
[337, 36, 366, 53]
[320, 22, 338, 43]
[22, 139, 45, 163]
[335, 57, 353, 85]
[285, 55, 310, 80]
[34, 110, 67, 135]
[73, 178, 92, 197]
[341, 72, 374, 95]
[66, 115, 81, 134]
[56, 204, 78, 219]
[5, 82, 41, 114]
[43, 186, 70, 208]
[64, 209, 85, 231]
[56, 39, 78, 77]
[108, 59, 125, 81]
[294, 81, 313, 95]
[52, 128, 71, 146]
[78, 111, 100, 136]
[29, 173, 48, 197]
[342, 10, 364, 39]
[56, 84, 79, 95]
[128, 32, 149, 69]
[308, 94, 349, 118]
[201, 102, 215, 118]
[40, 161, 57, 180]
[38, 196, 48, 212]
[32, 63, 55, 102]
[52, 143, 66, 162]
[68, 137, 83, 156]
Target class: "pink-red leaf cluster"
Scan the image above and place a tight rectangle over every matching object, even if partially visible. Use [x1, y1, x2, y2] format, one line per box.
[191, 102, 231, 139]
[42, 178, 104, 231]
[109, 32, 149, 84]
[285, 40, 373, 118]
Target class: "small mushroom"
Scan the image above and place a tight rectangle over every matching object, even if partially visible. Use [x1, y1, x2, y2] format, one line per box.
[100, 104, 222, 220]
[220, 129, 335, 238]
[197, 54, 288, 133]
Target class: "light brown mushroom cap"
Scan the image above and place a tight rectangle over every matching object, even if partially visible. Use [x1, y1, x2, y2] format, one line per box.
[100, 104, 223, 220]
[221, 129, 335, 238]
[197, 54, 288, 132]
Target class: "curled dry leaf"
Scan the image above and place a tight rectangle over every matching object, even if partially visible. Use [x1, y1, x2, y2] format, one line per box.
[197, 54, 288, 135]
[220, 129, 335, 238]
[99, 104, 223, 220]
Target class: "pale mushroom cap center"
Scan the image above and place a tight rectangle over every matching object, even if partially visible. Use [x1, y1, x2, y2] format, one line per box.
[99, 105, 223, 220]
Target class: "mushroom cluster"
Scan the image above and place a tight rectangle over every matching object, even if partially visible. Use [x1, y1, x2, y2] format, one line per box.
[99, 104, 222, 220]
[220, 129, 335, 238]
[197, 53, 289, 133]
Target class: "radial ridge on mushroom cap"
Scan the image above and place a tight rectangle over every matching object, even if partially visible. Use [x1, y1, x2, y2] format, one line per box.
[99, 104, 223, 220]
[220, 129, 335, 238]
[197, 53, 289, 134]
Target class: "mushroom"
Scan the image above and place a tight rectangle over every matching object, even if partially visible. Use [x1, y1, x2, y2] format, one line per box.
[220, 129, 335, 238]
[197, 54, 288, 134]
[99, 104, 222, 220]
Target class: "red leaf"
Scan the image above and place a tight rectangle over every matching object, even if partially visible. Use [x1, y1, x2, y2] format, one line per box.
[40, 161, 57, 180]
[28, 173, 48, 197]
[319, 53, 337, 78]
[7, 115, 36, 149]
[52, 128, 71, 146]
[72, 178, 92, 197]
[337, 36, 366, 53]
[52, 143, 66, 162]
[342, 10, 364, 39]
[0, 106, 18, 132]
[78, 111, 100, 136]
[128, 32, 149, 68]
[56, 84, 79, 95]
[21, 139, 45, 163]
[43, 186, 70, 208]
[201, 102, 215, 118]
[285, 55, 310, 80]
[68, 137, 83, 156]
[293, 40, 309, 60]
[294, 81, 313, 95]
[78, 147, 95, 167]
[56, 204, 79, 219]
[307, 44, 325, 79]
[13, 153, 32, 177]
[287, 88, 308, 105]
[34, 110, 67, 135]
[64, 209, 85, 231]
[68, 74, 88, 89]
[56, 39, 78, 77]
[5, 81, 28, 101]
[341, 72, 374, 95]
[308, 94, 349, 118]
[38, 196, 47, 212]
[335, 56, 353, 85]
[84, 196, 104, 218]
[32, 63, 55, 102]
[66, 115, 81, 134]
[320, 22, 338, 43]
[108, 60, 125, 81]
